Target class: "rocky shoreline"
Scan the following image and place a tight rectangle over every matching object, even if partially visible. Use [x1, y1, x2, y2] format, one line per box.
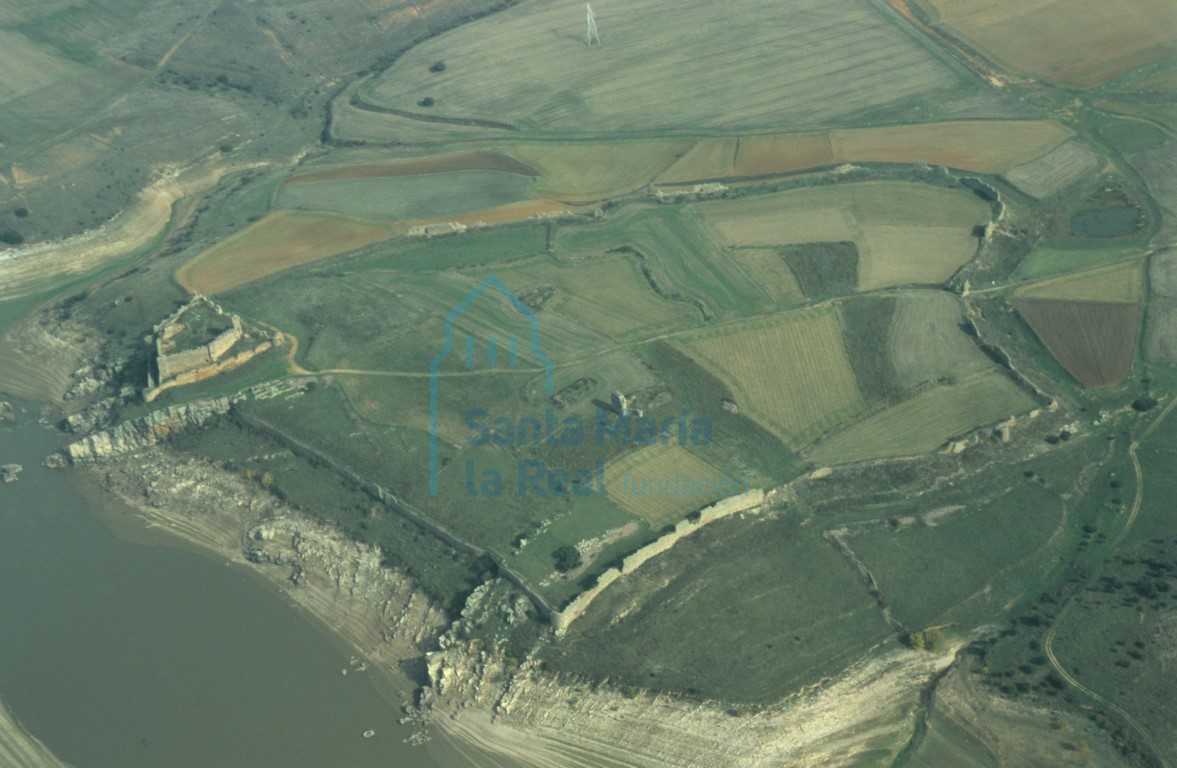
[0, 698, 72, 768]
[77, 444, 963, 767]
[92, 449, 449, 673]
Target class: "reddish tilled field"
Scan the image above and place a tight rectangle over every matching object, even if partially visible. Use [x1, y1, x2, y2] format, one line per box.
[1013, 298, 1140, 387]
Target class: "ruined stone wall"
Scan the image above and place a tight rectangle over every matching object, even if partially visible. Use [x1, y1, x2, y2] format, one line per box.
[155, 316, 242, 384]
[206, 317, 242, 360]
[157, 345, 212, 381]
[145, 340, 271, 403]
[552, 489, 765, 632]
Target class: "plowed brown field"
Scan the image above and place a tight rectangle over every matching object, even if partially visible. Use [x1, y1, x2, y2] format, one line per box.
[1013, 298, 1140, 386]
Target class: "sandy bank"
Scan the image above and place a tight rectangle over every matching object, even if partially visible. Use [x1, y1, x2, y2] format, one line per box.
[0, 160, 267, 303]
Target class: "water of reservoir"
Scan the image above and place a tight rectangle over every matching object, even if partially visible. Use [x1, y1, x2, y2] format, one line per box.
[0, 396, 521, 768]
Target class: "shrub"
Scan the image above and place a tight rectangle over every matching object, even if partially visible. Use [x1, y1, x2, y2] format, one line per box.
[1132, 397, 1158, 412]
[429, 60, 446, 73]
[553, 544, 581, 573]
[0, 229, 23, 245]
[13, 207, 28, 218]
[418, 97, 435, 107]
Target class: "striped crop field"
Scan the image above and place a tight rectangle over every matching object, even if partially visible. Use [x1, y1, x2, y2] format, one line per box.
[555, 206, 770, 319]
[676, 308, 865, 447]
[656, 121, 1071, 183]
[1001, 140, 1100, 199]
[1014, 260, 1144, 303]
[693, 182, 990, 291]
[826, 120, 1071, 173]
[364, 0, 975, 133]
[175, 211, 398, 295]
[283, 151, 539, 185]
[920, 0, 1177, 86]
[604, 444, 729, 528]
[726, 249, 806, 306]
[509, 141, 692, 200]
[806, 370, 1037, 465]
[481, 253, 701, 341]
[1013, 299, 1141, 387]
[888, 291, 992, 390]
[274, 171, 535, 221]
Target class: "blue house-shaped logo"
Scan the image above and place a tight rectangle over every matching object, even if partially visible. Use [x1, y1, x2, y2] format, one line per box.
[429, 274, 554, 495]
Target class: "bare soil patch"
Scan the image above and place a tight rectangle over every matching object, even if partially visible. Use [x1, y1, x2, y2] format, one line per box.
[1013, 298, 1140, 386]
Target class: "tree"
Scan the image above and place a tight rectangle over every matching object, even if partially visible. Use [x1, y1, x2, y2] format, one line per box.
[904, 627, 946, 652]
[0, 228, 23, 245]
[418, 97, 435, 107]
[553, 545, 582, 573]
[429, 60, 446, 73]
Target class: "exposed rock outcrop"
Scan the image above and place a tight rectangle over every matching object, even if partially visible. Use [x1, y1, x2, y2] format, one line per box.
[97, 449, 449, 663]
[0, 464, 21, 484]
[0, 402, 14, 424]
[65, 397, 233, 463]
[420, 636, 962, 768]
[247, 517, 448, 652]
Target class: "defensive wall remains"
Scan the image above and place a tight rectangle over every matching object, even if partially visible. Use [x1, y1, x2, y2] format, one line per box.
[551, 489, 767, 633]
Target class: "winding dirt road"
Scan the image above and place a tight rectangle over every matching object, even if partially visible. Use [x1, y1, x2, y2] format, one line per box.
[1043, 396, 1177, 768]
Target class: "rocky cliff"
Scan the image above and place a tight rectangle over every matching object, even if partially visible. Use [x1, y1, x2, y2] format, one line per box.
[65, 398, 233, 463]
[420, 635, 960, 768]
[96, 448, 449, 667]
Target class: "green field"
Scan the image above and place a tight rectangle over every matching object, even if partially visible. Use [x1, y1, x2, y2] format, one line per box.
[475, 251, 701, 341]
[693, 182, 990, 291]
[274, 171, 534, 221]
[725, 249, 806, 305]
[554, 206, 769, 319]
[845, 481, 1065, 628]
[1014, 260, 1143, 302]
[603, 443, 729, 527]
[9, 0, 1175, 748]
[888, 290, 992, 389]
[1001, 140, 1100, 199]
[677, 307, 866, 447]
[363, 0, 993, 134]
[780, 241, 859, 300]
[344, 225, 548, 273]
[504, 496, 649, 607]
[1012, 241, 1145, 282]
[806, 371, 1037, 465]
[546, 516, 891, 704]
[840, 294, 904, 404]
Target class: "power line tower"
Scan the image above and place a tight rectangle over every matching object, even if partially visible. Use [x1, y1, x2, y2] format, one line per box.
[585, 4, 600, 46]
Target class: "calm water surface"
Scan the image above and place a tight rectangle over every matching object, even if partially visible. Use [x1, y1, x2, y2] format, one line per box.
[0, 397, 522, 768]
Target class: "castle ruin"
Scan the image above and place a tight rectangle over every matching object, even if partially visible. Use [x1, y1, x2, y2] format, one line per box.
[144, 294, 274, 402]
